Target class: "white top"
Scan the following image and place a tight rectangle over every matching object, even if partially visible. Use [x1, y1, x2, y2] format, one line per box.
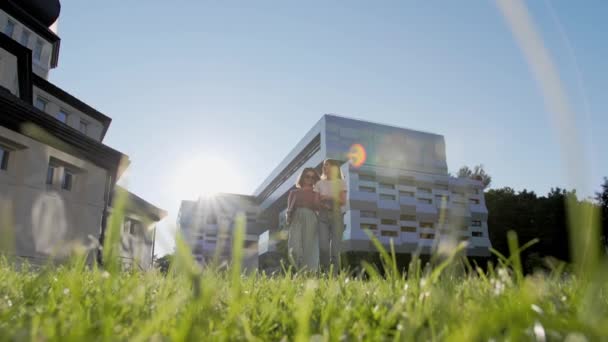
[314, 179, 346, 197]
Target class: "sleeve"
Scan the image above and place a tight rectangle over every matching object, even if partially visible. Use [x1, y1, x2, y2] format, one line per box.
[286, 190, 297, 215]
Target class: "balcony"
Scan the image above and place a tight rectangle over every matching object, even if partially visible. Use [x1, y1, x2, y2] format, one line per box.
[416, 201, 438, 216]
[469, 202, 489, 219]
[399, 195, 417, 210]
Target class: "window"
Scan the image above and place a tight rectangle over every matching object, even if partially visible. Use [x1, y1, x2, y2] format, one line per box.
[473, 189, 480, 195]
[435, 183, 449, 191]
[0, 147, 9, 171]
[453, 191, 465, 197]
[401, 226, 417, 233]
[400, 214, 416, 221]
[399, 177, 415, 186]
[380, 218, 397, 225]
[420, 233, 435, 239]
[420, 222, 434, 229]
[418, 198, 432, 204]
[381, 231, 398, 237]
[435, 194, 449, 201]
[19, 30, 30, 46]
[359, 174, 375, 182]
[380, 194, 396, 200]
[469, 198, 480, 205]
[379, 183, 395, 190]
[399, 191, 414, 197]
[4, 20, 15, 37]
[418, 187, 432, 194]
[472, 231, 483, 237]
[33, 39, 43, 62]
[56, 110, 68, 123]
[361, 223, 377, 230]
[35, 97, 47, 111]
[46, 165, 55, 185]
[124, 219, 141, 235]
[61, 170, 73, 191]
[471, 220, 482, 227]
[460, 236, 470, 241]
[360, 210, 377, 218]
[359, 186, 375, 193]
[206, 215, 217, 224]
[79, 120, 88, 134]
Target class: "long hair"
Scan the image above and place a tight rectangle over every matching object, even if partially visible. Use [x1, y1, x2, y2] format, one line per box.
[320, 159, 343, 180]
[295, 167, 320, 188]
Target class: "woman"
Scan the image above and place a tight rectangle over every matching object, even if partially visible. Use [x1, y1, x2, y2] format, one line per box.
[286, 168, 321, 271]
[314, 159, 347, 273]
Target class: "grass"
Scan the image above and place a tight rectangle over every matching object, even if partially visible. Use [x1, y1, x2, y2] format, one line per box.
[1, 224, 607, 341]
[0, 191, 606, 341]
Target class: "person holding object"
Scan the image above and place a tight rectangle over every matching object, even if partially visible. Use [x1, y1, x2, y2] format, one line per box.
[314, 159, 347, 273]
[286, 168, 321, 271]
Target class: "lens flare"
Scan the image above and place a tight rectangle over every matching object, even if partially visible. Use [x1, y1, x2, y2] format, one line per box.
[347, 143, 367, 168]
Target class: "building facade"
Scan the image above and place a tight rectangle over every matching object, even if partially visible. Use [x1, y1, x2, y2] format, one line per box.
[0, 1, 164, 266]
[178, 194, 265, 270]
[178, 115, 491, 270]
[111, 186, 167, 270]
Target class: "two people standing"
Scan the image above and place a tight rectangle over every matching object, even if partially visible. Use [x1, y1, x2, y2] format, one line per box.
[286, 159, 346, 272]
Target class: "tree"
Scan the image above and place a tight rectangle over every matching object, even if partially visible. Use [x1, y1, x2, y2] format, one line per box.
[155, 254, 173, 275]
[485, 187, 571, 272]
[595, 177, 608, 247]
[457, 166, 472, 178]
[457, 164, 492, 188]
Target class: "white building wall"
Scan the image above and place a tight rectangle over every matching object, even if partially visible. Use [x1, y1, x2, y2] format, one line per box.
[33, 87, 105, 142]
[342, 163, 491, 257]
[0, 126, 109, 265]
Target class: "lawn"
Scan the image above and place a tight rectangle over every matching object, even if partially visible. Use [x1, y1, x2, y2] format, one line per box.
[1, 228, 607, 342]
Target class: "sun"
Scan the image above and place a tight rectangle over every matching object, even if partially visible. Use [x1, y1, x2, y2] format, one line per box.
[172, 156, 240, 199]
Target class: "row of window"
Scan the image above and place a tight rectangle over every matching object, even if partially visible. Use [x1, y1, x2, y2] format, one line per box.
[362, 222, 483, 232]
[358, 174, 480, 194]
[3, 19, 44, 62]
[35, 97, 89, 134]
[359, 186, 481, 204]
[360, 211, 483, 226]
[374, 230, 484, 239]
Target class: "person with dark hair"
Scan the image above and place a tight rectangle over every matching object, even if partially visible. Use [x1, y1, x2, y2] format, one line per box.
[286, 168, 321, 270]
[314, 159, 347, 273]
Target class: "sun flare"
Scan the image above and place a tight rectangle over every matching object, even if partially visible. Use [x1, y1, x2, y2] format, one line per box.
[173, 156, 239, 199]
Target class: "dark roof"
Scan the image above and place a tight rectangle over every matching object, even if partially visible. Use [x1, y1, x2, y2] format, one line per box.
[112, 186, 167, 222]
[32, 75, 112, 140]
[14, 0, 61, 27]
[0, 1, 61, 68]
[0, 88, 129, 179]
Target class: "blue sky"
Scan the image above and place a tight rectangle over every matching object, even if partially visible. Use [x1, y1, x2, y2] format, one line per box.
[52, 1, 607, 254]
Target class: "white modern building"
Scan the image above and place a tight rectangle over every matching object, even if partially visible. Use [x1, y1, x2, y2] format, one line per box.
[178, 194, 264, 270]
[178, 115, 491, 270]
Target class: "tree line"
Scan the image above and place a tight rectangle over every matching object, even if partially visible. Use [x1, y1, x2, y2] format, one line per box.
[459, 165, 608, 272]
